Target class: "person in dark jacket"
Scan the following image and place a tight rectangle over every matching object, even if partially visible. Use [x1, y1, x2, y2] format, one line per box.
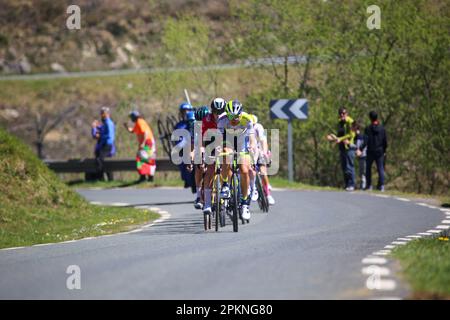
[362, 111, 387, 191]
[91, 106, 116, 181]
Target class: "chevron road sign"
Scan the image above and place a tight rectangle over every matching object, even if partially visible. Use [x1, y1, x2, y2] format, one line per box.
[269, 99, 309, 182]
[270, 99, 308, 120]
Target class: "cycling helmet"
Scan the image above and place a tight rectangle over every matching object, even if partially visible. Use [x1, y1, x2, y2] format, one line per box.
[186, 110, 196, 122]
[179, 102, 193, 111]
[225, 99, 243, 119]
[129, 110, 140, 122]
[195, 106, 210, 120]
[210, 97, 226, 114]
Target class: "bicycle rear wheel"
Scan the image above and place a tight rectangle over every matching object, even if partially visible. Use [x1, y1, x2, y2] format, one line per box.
[231, 173, 239, 232]
[256, 174, 269, 213]
[203, 212, 210, 231]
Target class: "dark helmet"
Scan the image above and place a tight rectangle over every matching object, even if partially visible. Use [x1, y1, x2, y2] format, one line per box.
[195, 106, 210, 121]
[129, 110, 140, 122]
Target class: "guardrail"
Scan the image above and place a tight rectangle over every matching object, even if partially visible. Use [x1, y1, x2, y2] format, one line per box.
[44, 158, 177, 173]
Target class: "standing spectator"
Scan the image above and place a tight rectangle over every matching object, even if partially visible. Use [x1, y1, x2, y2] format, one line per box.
[124, 110, 156, 182]
[351, 122, 367, 190]
[327, 107, 356, 191]
[362, 111, 388, 191]
[91, 107, 116, 181]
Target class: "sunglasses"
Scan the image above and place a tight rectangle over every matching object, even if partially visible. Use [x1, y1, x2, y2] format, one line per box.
[227, 113, 240, 121]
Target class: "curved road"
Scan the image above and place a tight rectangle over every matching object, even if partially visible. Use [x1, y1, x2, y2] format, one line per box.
[0, 187, 446, 299]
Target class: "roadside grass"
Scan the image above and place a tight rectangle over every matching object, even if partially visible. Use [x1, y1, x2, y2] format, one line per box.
[0, 127, 160, 249]
[392, 238, 450, 299]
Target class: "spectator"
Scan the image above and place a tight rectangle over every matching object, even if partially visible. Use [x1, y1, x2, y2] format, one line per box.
[361, 111, 388, 191]
[351, 121, 367, 190]
[124, 110, 156, 182]
[327, 107, 356, 191]
[91, 107, 116, 181]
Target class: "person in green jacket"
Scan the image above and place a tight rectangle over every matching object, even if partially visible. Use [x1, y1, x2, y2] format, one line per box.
[327, 107, 356, 191]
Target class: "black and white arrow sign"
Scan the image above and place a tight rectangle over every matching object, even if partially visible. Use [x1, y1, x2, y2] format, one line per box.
[270, 99, 308, 120]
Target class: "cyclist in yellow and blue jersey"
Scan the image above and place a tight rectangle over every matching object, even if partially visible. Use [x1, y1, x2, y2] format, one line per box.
[217, 100, 257, 221]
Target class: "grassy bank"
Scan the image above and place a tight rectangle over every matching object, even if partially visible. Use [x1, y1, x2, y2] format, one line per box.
[0, 127, 160, 249]
[392, 238, 450, 299]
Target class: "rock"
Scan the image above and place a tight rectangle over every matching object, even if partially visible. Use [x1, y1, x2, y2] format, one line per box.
[124, 42, 135, 52]
[0, 108, 20, 120]
[51, 62, 66, 73]
[110, 47, 129, 69]
[19, 56, 31, 74]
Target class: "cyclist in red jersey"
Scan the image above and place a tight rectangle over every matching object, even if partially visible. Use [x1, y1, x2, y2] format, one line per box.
[199, 98, 226, 215]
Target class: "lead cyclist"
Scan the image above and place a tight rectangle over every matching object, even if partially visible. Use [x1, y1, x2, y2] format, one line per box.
[217, 100, 257, 221]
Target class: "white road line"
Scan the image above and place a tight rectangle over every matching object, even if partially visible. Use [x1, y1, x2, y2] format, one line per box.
[441, 220, 450, 224]
[439, 208, 450, 212]
[374, 194, 390, 198]
[158, 210, 169, 214]
[362, 257, 387, 264]
[384, 245, 396, 249]
[150, 207, 161, 211]
[366, 278, 397, 290]
[426, 230, 442, 234]
[373, 251, 391, 256]
[436, 225, 450, 230]
[395, 198, 410, 202]
[90, 201, 103, 205]
[0, 247, 25, 251]
[110, 202, 129, 207]
[418, 232, 432, 236]
[406, 235, 422, 238]
[391, 241, 407, 245]
[396, 238, 412, 241]
[32, 243, 52, 247]
[134, 205, 150, 210]
[362, 266, 391, 276]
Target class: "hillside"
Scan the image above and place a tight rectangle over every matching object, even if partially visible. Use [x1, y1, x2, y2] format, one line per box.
[0, 126, 159, 248]
[0, 0, 231, 74]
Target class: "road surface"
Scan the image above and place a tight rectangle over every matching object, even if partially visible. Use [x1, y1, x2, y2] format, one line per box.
[0, 187, 446, 299]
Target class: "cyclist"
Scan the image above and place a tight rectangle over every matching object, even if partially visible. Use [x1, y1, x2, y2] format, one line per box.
[249, 114, 275, 205]
[217, 100, 256, 221]
[197, 98, 226, 215]
[190, 106, 210, 209]
[173, 102, 196, 193]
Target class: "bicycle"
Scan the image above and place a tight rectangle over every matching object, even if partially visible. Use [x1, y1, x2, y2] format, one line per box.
[253, 163, 269, 213]
[209, 154, 227, 232]
[223, 150, 253, 231]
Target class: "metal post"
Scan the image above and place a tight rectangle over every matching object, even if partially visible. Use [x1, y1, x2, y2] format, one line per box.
[288, 119, 293, 182]
[184, 89, 191, 105]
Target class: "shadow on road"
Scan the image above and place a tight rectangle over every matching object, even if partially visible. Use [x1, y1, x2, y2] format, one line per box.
[131, 215, 237, 235]
[125, 201, 193, 207]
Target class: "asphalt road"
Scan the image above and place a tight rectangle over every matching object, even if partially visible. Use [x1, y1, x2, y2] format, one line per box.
[0, 187, 445, 299]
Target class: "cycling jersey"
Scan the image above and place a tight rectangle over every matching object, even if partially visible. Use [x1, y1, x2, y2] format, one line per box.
[253, 122, 266, 152]
[217, 112, 254, 152]
[253, 122, 269, 165]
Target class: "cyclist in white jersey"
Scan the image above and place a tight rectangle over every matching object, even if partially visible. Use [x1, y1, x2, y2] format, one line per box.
[249, 114, 275, 205]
